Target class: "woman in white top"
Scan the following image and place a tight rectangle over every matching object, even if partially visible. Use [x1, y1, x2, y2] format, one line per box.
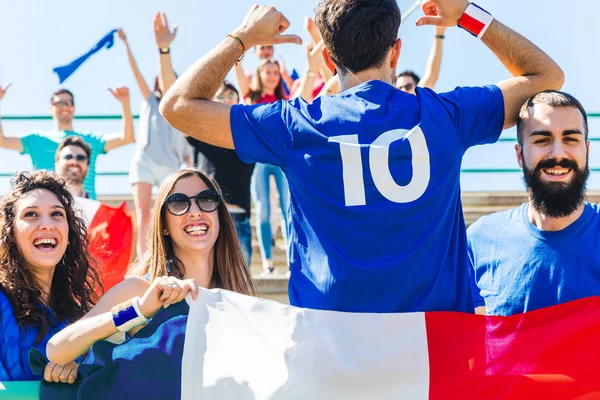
[117, 13, 193, 256]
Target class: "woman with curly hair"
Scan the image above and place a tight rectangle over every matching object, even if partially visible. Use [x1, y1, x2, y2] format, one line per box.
[47, 169, 254, 369]
[0, 170, 102, 382]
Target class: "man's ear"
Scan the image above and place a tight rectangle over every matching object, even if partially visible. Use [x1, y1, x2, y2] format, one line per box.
[515, 144, 524, 169]
[322, 47, 337, 76]
[390, 38, 402, 70]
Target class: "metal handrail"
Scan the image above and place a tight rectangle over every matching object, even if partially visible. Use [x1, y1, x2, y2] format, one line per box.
[1, 114, 599, 177]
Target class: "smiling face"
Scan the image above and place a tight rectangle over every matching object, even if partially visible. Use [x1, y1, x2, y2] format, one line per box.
[163, 175, 220, 260]
[56, 144, 89, 185]
[13, 189, 69, 273]
[517, 103, 590, 217]
[50, 92, 75, 124]
[259, 62, 281, 93]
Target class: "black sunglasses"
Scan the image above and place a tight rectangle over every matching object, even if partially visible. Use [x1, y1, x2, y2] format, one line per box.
[63, 154, 87, 162]
[164, 190, 221, 216]
[53, 100, 74, 107]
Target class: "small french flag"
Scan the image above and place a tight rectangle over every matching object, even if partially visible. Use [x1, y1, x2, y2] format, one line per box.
[458, 3, 494, 39]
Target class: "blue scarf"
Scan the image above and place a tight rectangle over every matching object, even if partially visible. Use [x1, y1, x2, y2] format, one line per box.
[53, 30, 117, 83]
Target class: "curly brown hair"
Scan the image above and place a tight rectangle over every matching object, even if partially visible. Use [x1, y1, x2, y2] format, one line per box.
[0, 170, 102, 341]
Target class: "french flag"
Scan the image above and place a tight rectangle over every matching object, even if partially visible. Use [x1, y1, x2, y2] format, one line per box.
[75, 197, 133, 291]
[37, 289, 600, 399]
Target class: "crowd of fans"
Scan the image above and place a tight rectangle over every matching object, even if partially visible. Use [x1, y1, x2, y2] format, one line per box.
[0, 0, 598, 390]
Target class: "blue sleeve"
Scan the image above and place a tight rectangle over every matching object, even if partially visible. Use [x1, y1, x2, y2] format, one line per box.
[230, 101, 292, 167]
[467, 227, 486, 308]
[0, 290, 27, 380]
[438, 85, 505, 150]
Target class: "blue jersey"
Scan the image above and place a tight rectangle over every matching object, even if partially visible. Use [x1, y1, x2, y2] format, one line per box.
[468, 202, 600, 316]
[231, 81, 504, 313]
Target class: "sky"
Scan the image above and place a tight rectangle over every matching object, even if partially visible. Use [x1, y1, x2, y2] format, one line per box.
[1, 0, 599, 195]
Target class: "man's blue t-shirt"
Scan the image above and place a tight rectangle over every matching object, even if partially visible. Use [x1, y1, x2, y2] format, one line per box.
[231, 80, 504, 313]
[468, 202, 600, 316]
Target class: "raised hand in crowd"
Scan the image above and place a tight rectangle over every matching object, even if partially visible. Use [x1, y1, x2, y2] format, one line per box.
[154, 12, 178, 49]
[0, 83, 11, 101]
[104, 86, 135, 151]
[108, 86, 131, 105]
[138, 276, 200, 318]
[295, 40, 326, 102]
[304, 16, 321, 45]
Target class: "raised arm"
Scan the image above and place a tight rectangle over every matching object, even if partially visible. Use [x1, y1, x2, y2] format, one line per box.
[103, 87, 135, 152]
[417, 0, 564, 129]
[47, 277, 198, 366]
[0, 84, 23, 152]
[159, 5, 302, 149]
[293, 41, 326, 102]
[155, 12, 178, 94]
[234, 62, 251, 103]
[418, 27, 446, 89]
[116, 29, 151, 100]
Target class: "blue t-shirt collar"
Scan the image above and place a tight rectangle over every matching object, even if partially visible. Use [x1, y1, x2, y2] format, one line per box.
[522, 202, 593, 241]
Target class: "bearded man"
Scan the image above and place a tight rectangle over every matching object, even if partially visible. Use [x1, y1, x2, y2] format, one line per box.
[54, 136, 92, 198]
[469, 90, 600, 316]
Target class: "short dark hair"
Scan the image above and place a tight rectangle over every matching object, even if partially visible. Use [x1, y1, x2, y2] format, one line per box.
[221, 81, 239, 98]
[51, 88, 74, 105]
[517, 90, 588, 146]
[397, 70, 421, 85]
[316, 0, 401, 74]
[55, 136, 92, 165]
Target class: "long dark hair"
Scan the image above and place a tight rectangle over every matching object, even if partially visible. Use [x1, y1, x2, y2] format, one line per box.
[248, 58, 286, 104]
[0, 171, 102, 341]
[128, 169, 255, 296]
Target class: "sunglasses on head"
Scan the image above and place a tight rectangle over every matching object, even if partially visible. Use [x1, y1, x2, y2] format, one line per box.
[63, 154, 87, 162]
[53, 100, 74, 107]
[164, 190, 221, 216]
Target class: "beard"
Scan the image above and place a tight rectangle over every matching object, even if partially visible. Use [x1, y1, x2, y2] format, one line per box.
[59, 165, 85, 185]
[522, 155, 589, 218]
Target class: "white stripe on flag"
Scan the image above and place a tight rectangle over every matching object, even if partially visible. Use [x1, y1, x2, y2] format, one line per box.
[182, 289, 430, 400]
[74, 197, 101, 227]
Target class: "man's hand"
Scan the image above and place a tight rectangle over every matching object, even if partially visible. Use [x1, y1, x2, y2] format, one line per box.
[116, 28, 127, 42]
[138, 276, 199, 318]
[416, 0, 469, 27]
[436, 26, 447, 35]
[0, 83, 12, 101]
[108, 86, 130, 105]
[232, 5, 302, 49]
[154, 12, 178, 49]
[44, 361, 78, 384]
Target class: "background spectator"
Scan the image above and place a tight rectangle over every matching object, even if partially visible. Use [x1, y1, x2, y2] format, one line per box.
[117, 12, 193, 256]
[0, 87, 134, 200]
[54, 136, 92, 199]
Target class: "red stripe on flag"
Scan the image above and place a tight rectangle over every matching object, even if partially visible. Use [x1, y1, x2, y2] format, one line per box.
[459, 13, 486, 37]
[426, 297, 600, 398]
[88, 201, 133, 291]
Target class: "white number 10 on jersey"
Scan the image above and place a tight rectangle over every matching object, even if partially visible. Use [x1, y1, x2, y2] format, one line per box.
[329, 126, 430, 206]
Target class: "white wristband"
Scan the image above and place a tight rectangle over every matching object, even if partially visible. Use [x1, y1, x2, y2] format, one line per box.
[458, 3, 494, 40]
[111, 296, 150, 333]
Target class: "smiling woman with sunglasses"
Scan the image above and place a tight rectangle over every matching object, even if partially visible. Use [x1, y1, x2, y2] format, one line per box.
[46, 169, 254, 369]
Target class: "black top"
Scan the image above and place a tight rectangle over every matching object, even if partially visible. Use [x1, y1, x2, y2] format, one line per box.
[187, 138, 255, 218]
